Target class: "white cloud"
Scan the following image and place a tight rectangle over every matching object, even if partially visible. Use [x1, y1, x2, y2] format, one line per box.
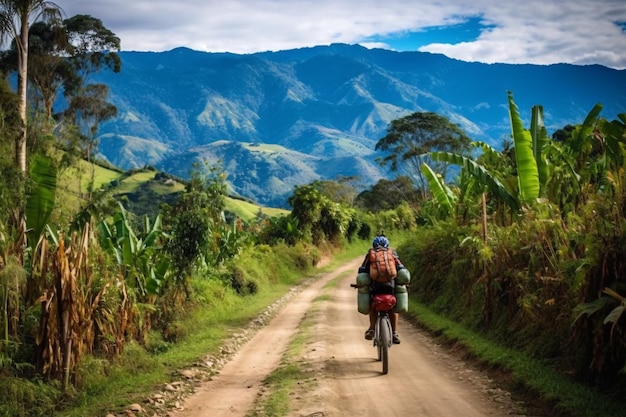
[418, 0, 626, 68]
[54, 0, 626, 69]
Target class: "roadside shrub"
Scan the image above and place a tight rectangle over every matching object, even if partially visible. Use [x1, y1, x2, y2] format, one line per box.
[163, 320, 188, 344]
[228, 266, 258, 295]
[282, 244, 311, 271]
[256, 215, 302, 246]
[345, 210, 360, 242]
[357, 222, 371, 240]
[307, 245, 322, 267]
[146, 329, 174, 351]
[0, 376, 61, 417]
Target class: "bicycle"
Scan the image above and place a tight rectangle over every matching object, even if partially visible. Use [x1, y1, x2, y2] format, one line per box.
[351, 283, 396, 374]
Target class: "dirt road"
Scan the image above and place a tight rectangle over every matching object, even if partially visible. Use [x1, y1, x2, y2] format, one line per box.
[172, 258, 529, 417]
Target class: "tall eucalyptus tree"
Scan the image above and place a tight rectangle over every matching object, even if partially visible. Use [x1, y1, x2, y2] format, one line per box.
[0, 0, 62, 173]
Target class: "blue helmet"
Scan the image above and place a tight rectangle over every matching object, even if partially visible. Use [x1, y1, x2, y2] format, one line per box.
[372, 235, 389, 249]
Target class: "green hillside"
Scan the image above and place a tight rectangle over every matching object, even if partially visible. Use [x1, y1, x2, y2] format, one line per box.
[225, 196, 289, 220]
[56, 161, 289, 222]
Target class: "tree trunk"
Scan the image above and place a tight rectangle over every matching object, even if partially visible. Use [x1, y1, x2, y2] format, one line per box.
[16, 16, 29, 173]
[13, 14, 30, 264]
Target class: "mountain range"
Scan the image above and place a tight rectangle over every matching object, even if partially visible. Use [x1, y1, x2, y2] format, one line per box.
[91, 43, 626, 207]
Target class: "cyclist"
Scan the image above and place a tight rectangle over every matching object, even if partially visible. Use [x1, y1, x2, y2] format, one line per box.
[359, 235, 405, 344]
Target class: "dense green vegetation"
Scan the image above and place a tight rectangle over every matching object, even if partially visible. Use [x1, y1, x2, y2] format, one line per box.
[1, 4, 626, 417]
[393, 97, 626, 415]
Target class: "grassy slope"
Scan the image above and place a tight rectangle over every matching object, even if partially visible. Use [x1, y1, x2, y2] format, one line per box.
[225, 197, 290, 220]
[57, 161, 289, 222]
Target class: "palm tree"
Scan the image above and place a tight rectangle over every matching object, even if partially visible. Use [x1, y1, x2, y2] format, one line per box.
[0, 0, 62, 173]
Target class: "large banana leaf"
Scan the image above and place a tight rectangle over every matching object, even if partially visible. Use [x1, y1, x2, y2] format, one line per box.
[142, 213, 163, 247]
[97, 220, 123, 265]
[530, 105, 549, 194]
[577, 103, 604, 143]
[431, 151, 519, 210]
[421, 162, 455, 217]
[26, 154, 57, 249]
[110, 202, 137, 267]
[508, 91, 539, 203]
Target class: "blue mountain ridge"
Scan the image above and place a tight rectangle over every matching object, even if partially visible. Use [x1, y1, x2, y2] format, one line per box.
[91, 43, 626, 207]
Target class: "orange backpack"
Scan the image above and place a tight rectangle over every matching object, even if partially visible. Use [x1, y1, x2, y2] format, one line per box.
[368, 247, 397, 282]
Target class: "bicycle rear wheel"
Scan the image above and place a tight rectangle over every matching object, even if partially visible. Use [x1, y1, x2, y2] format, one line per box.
[379, 316, 391, 374]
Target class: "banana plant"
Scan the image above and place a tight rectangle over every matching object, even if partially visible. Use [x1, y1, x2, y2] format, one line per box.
[568, 103, 604, 157]
[430, 92, 556, 213]
[97, 202, 170, 296]
[421, 162, 456, 218]
[430, 150, 519, 211]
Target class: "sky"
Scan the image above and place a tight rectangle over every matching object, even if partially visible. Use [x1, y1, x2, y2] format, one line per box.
[54, 0, 626, 70]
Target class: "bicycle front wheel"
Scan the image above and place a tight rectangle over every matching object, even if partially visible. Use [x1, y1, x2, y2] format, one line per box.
[379, 316, 391, 374]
